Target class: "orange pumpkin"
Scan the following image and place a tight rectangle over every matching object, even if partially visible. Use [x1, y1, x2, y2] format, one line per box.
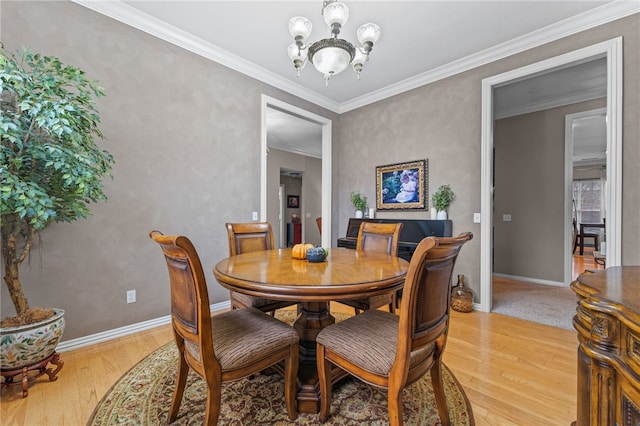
[292, 243, 314, 259]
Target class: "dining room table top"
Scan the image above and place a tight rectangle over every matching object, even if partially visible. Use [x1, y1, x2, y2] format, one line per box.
[213, 247, 410, 302]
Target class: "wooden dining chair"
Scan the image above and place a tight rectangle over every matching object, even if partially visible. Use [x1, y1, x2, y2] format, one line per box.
[317, 232, 473, 426]
[316, 217, 322, 235]
[337, 221, 403, 314]
[149, 231, 299, 425]
[225, 222, 298, 314]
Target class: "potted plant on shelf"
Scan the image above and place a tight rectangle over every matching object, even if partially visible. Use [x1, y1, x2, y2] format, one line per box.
[0, 46, 114, 388]
[350, 192, 367, 218]
[432, 184, 455, 219]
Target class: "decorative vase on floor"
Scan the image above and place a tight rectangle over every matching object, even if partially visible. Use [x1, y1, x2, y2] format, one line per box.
[437, 210, 447, 220]
[1, 308, 65, 397]
[1, 308, 65, 370]
[451, 275, 473, 313]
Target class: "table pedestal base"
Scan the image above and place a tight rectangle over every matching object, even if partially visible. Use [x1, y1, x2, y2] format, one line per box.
[293, 302, 339, 414]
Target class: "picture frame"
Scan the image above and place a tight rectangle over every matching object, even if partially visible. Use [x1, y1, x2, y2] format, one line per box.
[376, 159, 428, 211]
[287, 195, 299, 208]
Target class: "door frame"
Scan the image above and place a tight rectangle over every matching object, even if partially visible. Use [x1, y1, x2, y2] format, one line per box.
[479, 37, 623, 312]
[260, 95, 333, 248]
[564, 107, 607, 284]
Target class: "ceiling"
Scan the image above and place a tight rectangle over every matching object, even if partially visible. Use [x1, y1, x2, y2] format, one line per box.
[77, 1, 636, 160]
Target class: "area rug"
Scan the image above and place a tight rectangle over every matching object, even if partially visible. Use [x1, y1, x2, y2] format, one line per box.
[88, 311, 474, 425]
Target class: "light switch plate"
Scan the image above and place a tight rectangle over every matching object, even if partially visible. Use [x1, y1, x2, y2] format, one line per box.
[503, 214, 512, 222]
[473, 213, 481, 223]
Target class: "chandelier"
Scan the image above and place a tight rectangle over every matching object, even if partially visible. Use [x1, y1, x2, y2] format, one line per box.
[287, 0, 381, 86]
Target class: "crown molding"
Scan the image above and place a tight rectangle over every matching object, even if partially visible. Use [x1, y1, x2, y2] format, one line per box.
[73, 0, 638, 115]
[71, 0, 341, 112]
[494, 86, 607, 120]
[339, 0, 639, 113]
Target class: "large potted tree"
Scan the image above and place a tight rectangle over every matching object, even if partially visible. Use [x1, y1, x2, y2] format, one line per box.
[0, 46, 113, 387]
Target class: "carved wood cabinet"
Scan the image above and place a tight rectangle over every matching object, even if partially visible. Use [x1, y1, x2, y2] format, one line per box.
[570, 266, 640, 426]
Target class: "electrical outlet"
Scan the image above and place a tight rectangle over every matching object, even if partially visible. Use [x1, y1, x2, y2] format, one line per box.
[503, 214, 512, 222]
[126, 290, 136, 304]
[473, 213, 481, 223]
[252, 211, 258, 221]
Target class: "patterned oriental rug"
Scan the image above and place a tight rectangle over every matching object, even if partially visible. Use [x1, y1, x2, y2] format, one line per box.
[88, 311, 474, 425]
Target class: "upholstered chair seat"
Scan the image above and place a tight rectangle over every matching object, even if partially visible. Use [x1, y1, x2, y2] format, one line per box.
[316, 309, 434, 376]
[211, 307, 299, 370]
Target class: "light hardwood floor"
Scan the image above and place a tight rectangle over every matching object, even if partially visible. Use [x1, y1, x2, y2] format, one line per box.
[1, 303, 578, 425]
[572, 245, 603, 279]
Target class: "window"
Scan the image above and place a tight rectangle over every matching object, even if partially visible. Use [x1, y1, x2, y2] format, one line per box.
[573, 179, 605, 233]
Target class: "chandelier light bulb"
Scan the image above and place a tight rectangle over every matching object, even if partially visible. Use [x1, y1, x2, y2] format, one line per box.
[323, 1, 349, 34]
[287, 43, 308, 76]
[357, 22, 381, 53]
[352, 48, 367, 79]
[288, 16, 312, 41]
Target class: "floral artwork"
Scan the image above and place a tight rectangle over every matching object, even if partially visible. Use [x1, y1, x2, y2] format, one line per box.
[376, 160, 428, 210]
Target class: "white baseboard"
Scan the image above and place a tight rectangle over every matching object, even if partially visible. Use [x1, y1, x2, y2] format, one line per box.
[492, 273, 566, 288]
[56, 301, 231, 353]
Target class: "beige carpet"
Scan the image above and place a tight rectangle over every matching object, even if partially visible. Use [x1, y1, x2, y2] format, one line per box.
[88, 311, 474, 425]
[492, 277, 577, 330]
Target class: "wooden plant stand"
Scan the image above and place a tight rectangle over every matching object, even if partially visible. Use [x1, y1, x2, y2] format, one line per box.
[1, 351, 63, 397]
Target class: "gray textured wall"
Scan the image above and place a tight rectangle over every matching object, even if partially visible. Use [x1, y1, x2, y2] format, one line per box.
[335, 14, 639, 300]
[493, 99, 606, 282]
[1, 2, 638, 341]
[0, 1, 336, 340]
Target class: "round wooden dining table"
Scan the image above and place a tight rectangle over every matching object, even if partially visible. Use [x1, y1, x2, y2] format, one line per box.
[213, 247, 409, 414]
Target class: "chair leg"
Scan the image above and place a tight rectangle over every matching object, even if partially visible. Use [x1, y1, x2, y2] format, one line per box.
[317, 345, 332, 422]
[388, 386, 404, 426]
[168, 350, 189, 422]
[430, 359, 451, 426]
[284, 344, 299, 421]
[203, 380, 222, 426]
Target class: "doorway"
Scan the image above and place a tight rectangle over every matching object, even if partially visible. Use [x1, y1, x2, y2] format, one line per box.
[260, 95, 333, 248]
[566, 108, 607, 281]
[479, 38, 623, 312]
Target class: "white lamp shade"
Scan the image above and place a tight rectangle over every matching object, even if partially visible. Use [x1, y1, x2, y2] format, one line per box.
[287, 43, 308, 64]
[352, 48, 367, 66]
[323, 1, 349, 28]
[311, 46, 352, 76]
[288, 16, 312, 40]
[357, 22, 381, 45]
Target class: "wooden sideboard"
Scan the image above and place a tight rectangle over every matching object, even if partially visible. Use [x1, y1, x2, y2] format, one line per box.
[570, 266, 640, 426]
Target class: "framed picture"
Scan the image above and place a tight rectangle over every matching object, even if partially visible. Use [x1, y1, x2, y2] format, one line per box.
[287, 195, 299, 208]
[376, 159, 428, 211]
